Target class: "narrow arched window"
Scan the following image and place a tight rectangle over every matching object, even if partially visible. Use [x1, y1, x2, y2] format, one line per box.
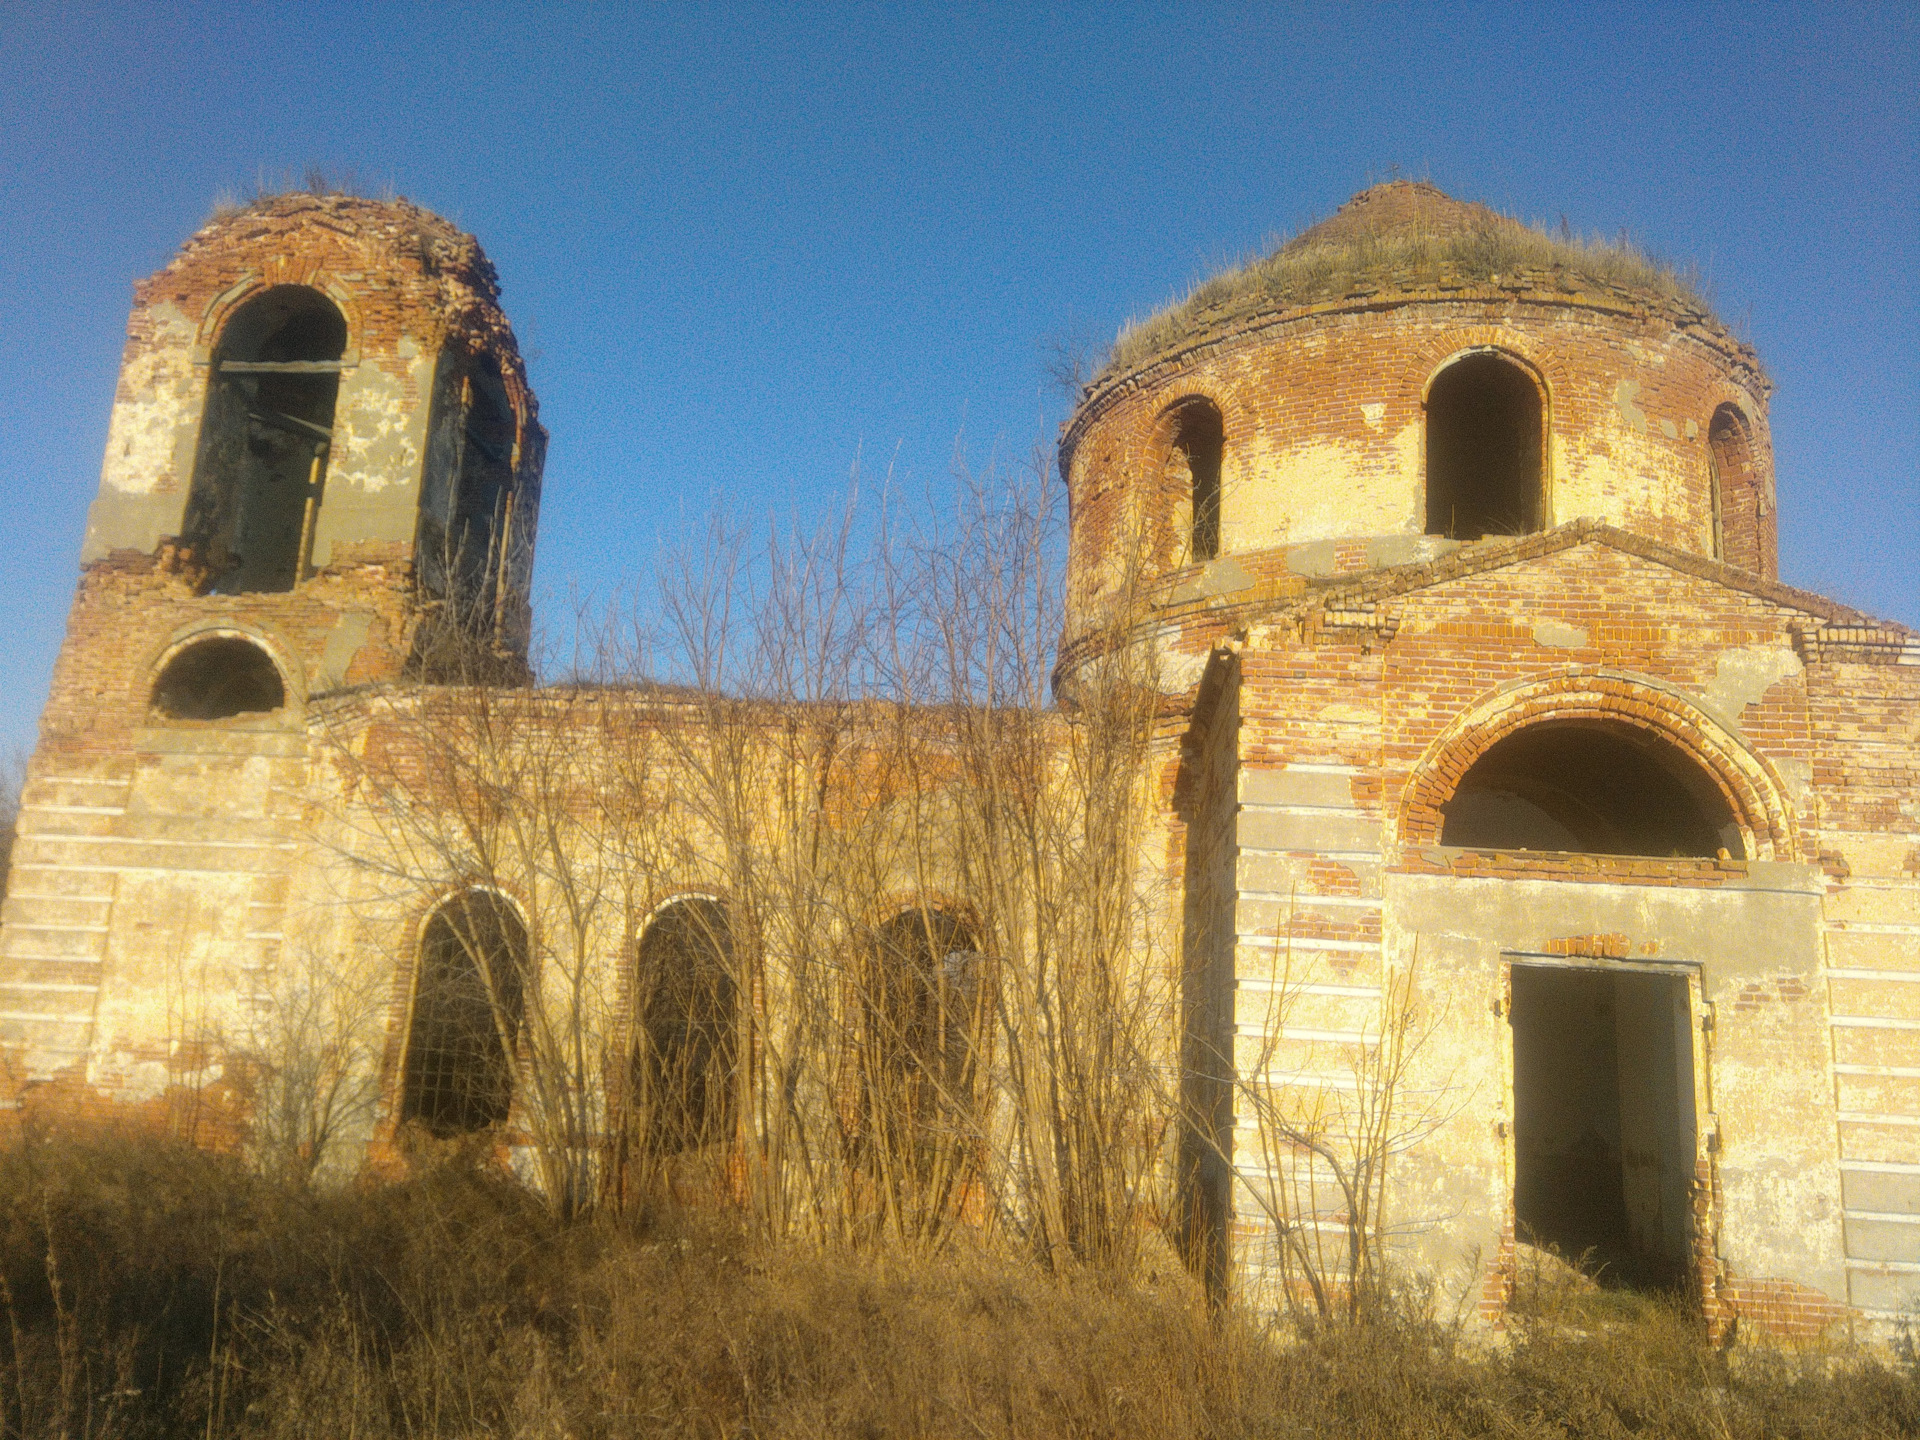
[418, 351, 517, 630]
[865, 908, 985, 1125]
[1425, 353, 1544, 540]
[632, 896, 738, 1153]
[400, 890, 528, 1135]
[150, 636, 285, 720]
[1162, 400, 1225, 562]
[1709, 405, 1762, 573]
[1440, 721, 1742, 859]
[185, 287, 346, 594]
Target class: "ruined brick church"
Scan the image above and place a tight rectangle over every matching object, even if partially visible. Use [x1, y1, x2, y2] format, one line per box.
[3, 180, 1915, 1339]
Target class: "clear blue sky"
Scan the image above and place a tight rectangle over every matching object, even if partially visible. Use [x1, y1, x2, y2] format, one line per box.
[1, 3, 1914, 752]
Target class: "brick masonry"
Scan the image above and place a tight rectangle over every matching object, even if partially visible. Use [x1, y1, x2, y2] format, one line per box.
[3, 182, 1916, 1344]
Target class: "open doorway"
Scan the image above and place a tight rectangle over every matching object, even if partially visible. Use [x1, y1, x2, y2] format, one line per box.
[1509, 962, 1699, 1290]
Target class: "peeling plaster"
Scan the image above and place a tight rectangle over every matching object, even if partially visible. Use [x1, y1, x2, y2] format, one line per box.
[1700, 644, 1804, 734]
[1169, 557, 1254, 604]
[1775, 757, 1813, 806]
[99, 303, 201, 499]
[1532, 619, 1589, 649]
[1615, 378, 1648, 435]
[316, 611, 375, 692]
[1156, 643, 1209, 696]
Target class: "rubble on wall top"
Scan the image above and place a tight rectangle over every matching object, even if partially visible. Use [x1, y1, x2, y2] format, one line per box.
[173, 192, 501, 305]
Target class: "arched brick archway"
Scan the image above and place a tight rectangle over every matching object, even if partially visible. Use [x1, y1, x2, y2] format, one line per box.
[1398, 674, 1795, 862]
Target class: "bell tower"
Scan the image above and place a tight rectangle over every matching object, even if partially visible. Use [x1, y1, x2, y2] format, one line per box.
[0, 193, 543, 1090]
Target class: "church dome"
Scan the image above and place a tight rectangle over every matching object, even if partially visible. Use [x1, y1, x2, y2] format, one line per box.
[1055, 183, 1775, 678]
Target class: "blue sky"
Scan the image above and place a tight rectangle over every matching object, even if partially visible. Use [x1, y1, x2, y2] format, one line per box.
[0, 2, 1914, 752]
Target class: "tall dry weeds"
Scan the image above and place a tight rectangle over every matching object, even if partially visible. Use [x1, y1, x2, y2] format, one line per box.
[0, 1128, 1913, 1439]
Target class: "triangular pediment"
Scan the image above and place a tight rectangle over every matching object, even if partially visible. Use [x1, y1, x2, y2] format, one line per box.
[1307, 521, 1904, 636]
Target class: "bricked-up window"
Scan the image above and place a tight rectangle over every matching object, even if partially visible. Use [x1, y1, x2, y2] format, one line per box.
[399, 890, 527, 1135]
[1161, 399, 1224, 562]
[418, 352, 518, 633]
[632, 896, 738, 1154]
[150, 636, 285, 720]
[1709, 404, 1762, 572]
[185, 286, 346, 594]
[1440, 721, 1743, 859]
[1425, 352, 1543, 540]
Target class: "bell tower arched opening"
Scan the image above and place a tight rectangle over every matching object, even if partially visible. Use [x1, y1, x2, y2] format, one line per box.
[184, 286, 347, 594]
[418, 351, 518, 632]
[1424, 352, 1544, 541]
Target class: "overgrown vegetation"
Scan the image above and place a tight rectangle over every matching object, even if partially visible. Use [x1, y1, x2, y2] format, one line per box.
[0, 1128, 1912, 1439]
[208, 166, 396, 220]
[1104, 195, 1710, 380]
[0, 749, 22, 906]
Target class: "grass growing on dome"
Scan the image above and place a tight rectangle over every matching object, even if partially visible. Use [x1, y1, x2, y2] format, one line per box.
[1105, 207, 1710, 381]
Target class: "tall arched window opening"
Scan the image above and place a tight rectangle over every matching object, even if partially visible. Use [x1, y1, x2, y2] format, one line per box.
[1424, 353, 1544, 540]
[399, 890, 528, 1135]
[1439, 721, 1742, 859]
[185, 286, 346, 594]
[1162, 399, 1224, 562]
[418, 352, 518, 632]
[632, 897, 738, 1154]
[1709, 405, 1762, 574]
[860, 908, 986, 1204]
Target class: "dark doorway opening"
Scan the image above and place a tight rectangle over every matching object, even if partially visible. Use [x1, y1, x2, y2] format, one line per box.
[858, 907, 987, 1205]
[1441, 721, 1744, 859]
[1425, 352, 1542, 540]
[1510, 963, 1698, 1290]
[184, 286, 346, 594]
[1178, 660, 1238, 1295]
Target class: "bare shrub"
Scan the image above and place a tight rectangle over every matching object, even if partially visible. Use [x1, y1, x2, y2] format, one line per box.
[0, 748, 25, 906]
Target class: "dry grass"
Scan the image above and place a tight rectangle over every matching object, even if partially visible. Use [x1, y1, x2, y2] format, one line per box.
[1105, 206, 1709, 381]
[0, 1128, 1912, 1439]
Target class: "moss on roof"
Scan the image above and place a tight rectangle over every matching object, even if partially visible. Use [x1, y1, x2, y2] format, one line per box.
[1102, 181, 1714, 381]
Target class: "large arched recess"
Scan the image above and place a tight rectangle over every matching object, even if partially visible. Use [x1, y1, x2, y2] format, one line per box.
[1398, 674, 1795, 863]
